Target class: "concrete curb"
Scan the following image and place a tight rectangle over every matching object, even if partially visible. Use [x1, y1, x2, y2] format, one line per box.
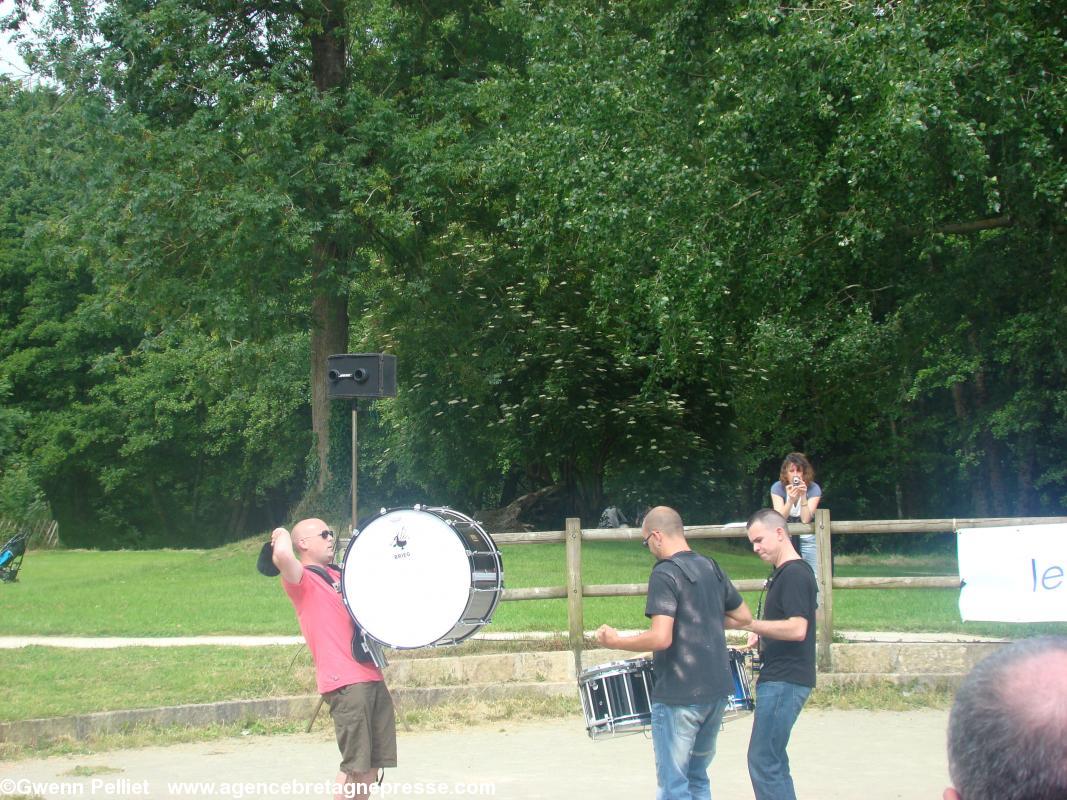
[0, 696, 319, 746]
[819, 673, 963, 689]
[0, 648, 630, 747]
[829, 641, 1004, 674]
[0, 630, 1011, 649]
[1, 642, 1008, 747]
[396, 681, 574, 708]
[0, 683, 578, 746]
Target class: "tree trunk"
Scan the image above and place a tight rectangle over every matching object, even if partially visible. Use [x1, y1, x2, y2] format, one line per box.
[311, 257, 349, 492]
[889, 417, 904, 519]
[969, 332, 1008, 516]
[559, 454, 605, 524]
[311, 19, 347, 92]
[951, 382, 988, 517]
[226, 497, 250, 543]
[1017, 435, 1035, 516]
[307, 2, 349, 493]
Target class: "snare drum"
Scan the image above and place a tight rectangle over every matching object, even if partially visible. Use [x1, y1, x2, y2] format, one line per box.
[578, 658, 655, 739]
[726, 648, 755, 716]
[341, 506, 503, 649]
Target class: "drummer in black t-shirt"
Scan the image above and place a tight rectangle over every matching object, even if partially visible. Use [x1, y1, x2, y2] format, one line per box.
[742, 508, 817, 800]
[596, 506, 752, 800]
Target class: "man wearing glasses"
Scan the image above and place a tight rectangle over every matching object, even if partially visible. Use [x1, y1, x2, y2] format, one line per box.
[596, 506, 752, 800]
[272, 518, 397, 800]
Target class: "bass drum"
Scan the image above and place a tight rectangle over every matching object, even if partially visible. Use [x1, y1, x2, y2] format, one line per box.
[341, 506, 504, 649]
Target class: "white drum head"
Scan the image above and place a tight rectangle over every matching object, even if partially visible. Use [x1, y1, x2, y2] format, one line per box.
[342, 509, 472, 648]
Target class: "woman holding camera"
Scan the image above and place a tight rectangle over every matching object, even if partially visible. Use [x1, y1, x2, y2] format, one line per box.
[769, 452, 822, 581]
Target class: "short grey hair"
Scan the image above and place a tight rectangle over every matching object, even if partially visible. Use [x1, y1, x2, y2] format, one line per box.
[947, 635, 1067, 800]
[746, 508, 787, 531]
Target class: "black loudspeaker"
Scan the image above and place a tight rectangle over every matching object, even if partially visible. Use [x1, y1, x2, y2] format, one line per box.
[327, 354, 398, 399]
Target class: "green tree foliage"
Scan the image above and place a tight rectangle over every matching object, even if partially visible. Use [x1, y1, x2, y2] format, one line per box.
[0, 0, 1063, 546]
[361, 0, 1064, 524]
[0, 79, 313, 545]
[0, 81, 108, 526]
[652, 0, 1067, 519]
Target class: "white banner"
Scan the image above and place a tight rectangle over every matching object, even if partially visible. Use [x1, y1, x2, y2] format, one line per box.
[957, 524, 1067, 622]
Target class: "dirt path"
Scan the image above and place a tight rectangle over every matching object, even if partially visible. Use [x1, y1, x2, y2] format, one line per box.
[2, 709, 949, 799]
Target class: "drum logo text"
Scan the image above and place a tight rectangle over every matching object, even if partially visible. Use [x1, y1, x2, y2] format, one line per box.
[391, 531, 412, 559]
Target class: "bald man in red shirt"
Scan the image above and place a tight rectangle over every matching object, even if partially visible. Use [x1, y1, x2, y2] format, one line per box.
[273, 519, 396, 800]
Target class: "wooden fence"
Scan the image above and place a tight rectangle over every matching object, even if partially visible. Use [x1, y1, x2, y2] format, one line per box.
[0, 516, 59, 548]
[493, 510, 1067, 672]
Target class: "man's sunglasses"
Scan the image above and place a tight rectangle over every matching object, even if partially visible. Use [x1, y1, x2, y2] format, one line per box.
[318, 530, 335, 540]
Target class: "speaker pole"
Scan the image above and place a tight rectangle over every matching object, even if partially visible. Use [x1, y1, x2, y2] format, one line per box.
[351, 398, 358, 536]
[326, 352, 397, 534]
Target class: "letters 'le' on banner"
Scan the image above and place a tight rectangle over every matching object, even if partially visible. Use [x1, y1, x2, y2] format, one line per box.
[957, 524, 1067, 622]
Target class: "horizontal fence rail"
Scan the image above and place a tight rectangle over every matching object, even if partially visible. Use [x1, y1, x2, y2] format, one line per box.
[0, 517, 59, 548]
[492, 512, 1067, 672]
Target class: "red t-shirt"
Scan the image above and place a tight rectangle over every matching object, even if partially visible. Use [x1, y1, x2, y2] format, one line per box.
[283, 565, 383, 694]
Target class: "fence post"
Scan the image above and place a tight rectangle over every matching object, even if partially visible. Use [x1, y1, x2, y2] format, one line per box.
[814, 507, 833, 673]
[566, 517, 584, 675]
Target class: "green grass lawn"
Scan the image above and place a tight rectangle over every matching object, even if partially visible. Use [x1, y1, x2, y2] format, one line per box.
[0, 641, 954, 726]
[3, 538, 1065, 639]
[0, 646, 316, 722]
[0, 540, 292, 636]
[2, 538, 1064, 737]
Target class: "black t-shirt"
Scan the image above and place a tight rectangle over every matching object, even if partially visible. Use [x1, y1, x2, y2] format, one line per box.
[758, 559, 817, 688]
[644, 550, 744, 704]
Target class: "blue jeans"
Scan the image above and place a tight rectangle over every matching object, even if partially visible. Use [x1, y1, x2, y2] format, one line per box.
[747, 681, 811, 800]
[651, 697, 729, 800]
[798, 535, 820, 606]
